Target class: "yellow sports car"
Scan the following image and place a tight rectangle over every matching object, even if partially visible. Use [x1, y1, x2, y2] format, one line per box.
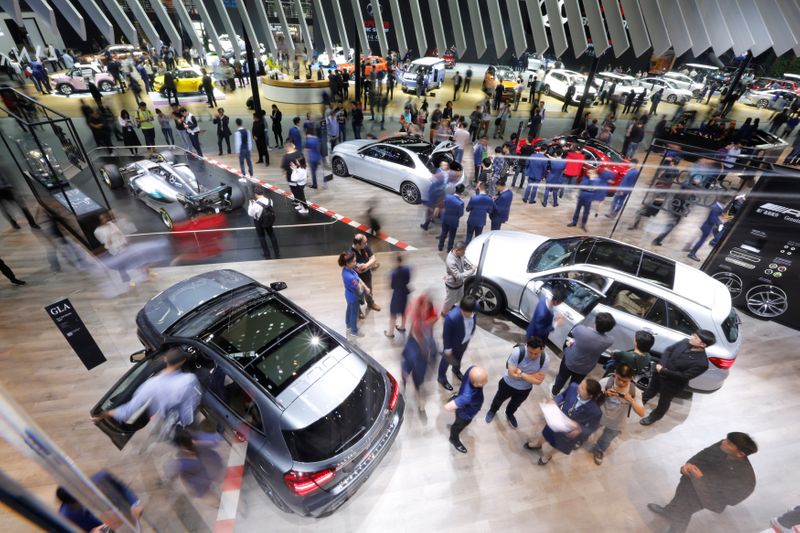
[152, 66, 205, 93]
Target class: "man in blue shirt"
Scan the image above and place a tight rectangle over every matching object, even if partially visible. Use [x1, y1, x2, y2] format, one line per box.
[485, 337, 549, 428]
[526, 287, 565, 341]
[567, 169, 602, 231]
[438, 295, 479, 391]
[465, 182, 494, 243]
[444, 364, 488, 453]
[439, 184, 465, 252]
[288, 116, 303, 149]
[57, 470, 143, 531]
[490, 178, 513, 230]
[472, 137, 489, 185]
[608, 163, 639, 217]
[523, 149, 549, 204]
[543, 151, 567, 207]
[688, 199, 725, 261]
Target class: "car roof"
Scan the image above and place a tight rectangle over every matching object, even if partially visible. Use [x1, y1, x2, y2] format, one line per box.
[548, 69, 581, 76]
[597, 72, 635, 81]
[412, 57, 445, 66]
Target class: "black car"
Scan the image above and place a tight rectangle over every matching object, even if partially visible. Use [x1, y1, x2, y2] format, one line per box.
[91, 270, 404, 516]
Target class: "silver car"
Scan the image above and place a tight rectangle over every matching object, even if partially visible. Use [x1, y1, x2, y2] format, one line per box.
[738, 88, 798, 109]
[464, 232, 741, 392]
[636, 77, 694, 104]
[331, 136, 464, 204]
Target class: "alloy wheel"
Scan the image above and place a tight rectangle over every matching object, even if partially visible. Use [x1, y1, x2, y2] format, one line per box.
[745, 285, 788, 318]
[712, 272, 743, 298]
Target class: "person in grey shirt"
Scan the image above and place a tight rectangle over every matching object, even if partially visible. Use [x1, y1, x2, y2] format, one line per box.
[485, 337, 549, 428]
[551, 312, 616, 396]
[592, 363, 645, 465]
[442, 241, 476, 315]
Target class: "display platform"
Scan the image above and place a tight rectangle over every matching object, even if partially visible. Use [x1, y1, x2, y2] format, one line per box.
[80, 151, 391, 265]
[259, 76, 330, 104]
[148, 89, 226, 108]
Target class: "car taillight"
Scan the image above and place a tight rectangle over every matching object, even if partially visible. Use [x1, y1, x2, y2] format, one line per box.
[708, 357, 736, 369]
[283, 469, 334, 496]
[387, 372, 400, 411]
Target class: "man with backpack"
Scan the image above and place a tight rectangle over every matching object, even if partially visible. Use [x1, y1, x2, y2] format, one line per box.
[485, 337, 549, 428]
[247, 187, 280, 259]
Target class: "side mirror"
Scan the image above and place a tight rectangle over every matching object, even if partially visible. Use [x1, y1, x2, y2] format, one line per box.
[130, 349, 147, 363]
[270, 281, 287, 291]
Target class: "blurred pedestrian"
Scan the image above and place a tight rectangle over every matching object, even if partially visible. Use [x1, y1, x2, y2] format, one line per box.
[0, 258, 25, 285]
[168, 429, 225, 501]
[305, 127, 322, 188]
[0, 174, 39, 229]
[401, 293, 439, 412]
[385, 254, 411, 338]
[119, 109, 140, 155]
[444, 364, 488, 453]
[438, 184, 464, 252]
[56, 470, 143, 532]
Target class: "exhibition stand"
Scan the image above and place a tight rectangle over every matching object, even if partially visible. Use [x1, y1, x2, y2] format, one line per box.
[259, 75, 330, 104]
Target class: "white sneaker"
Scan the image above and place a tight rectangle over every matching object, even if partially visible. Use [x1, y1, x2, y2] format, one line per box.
[298, 208, 309, 214]
[238, 177, 248, 183]
[294, 204, 303, 210]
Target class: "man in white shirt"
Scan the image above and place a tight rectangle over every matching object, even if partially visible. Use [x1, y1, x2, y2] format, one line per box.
[453, 123, 470, 164]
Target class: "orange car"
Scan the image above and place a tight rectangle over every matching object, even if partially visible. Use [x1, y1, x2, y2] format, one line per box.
[339, 55, 388, 76]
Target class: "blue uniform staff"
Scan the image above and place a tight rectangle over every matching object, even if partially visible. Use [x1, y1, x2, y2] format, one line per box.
[439, 185, 465, 252]
[523, 151, 549, 204]
[465, 184, 495, 243]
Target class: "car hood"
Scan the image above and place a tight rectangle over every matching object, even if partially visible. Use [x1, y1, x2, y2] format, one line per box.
[332, 139, 374, 155]
[465, 230, 549, 274]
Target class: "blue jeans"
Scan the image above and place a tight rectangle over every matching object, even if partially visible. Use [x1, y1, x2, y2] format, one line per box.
[239, 149, 253, 176]
[346, 301, 359, 334]
[610, 192, 628, 215]
[571, 196, 593, 225]
[593, 426, 622, 453]
[625, 142, 639, 159]
[690, 225, 714, 256]
[523, 180, 542, 202]
[162, 128, 174, 145]
[466, 223, 483, 244]
[438, 222, 458, 251]
[309, 158, 320, 187]
[453, 147, 464, 164]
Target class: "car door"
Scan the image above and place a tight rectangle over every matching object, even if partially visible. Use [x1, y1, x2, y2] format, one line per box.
[202, 363, 266, 444]
[352, 145, 385, 180]
[519, 277, 606, 349]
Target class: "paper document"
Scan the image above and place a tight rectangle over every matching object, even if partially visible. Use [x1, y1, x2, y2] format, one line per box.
[540, 402, 579, 433]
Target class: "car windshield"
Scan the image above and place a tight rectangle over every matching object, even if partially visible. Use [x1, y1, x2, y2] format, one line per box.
[528, 237, 589, 272]
[282, 366, 385, 462]
[721, 308, 740, 343]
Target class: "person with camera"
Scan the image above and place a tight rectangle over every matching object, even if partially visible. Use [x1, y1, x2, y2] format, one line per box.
[592, 363, 645, 465]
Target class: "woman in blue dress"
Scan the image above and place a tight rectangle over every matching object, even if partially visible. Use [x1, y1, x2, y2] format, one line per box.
[385, 254, 411, 338]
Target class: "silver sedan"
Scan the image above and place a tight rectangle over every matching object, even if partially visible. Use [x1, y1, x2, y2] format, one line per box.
[331, 136, 464, 204]
[464, 231, 742, 392]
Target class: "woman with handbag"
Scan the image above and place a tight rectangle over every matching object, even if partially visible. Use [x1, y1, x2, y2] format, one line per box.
[339, 251, 370, 339]
[524, 379, 604, 465]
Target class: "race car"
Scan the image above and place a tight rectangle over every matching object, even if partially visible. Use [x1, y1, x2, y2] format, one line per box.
[152, 66, 205, 94]
[339, 55, 388, 76]
[99, 152, 245, 229]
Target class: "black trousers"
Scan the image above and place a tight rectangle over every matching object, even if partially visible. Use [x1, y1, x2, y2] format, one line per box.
[0, 189, 36, 227]
[464, 78, 471, 92]
[206, 89, 216, 106]
[489, 378, 532, 416]
[255, 140, 268, 164]
[217, 134, 231, 154]
[254, 223, 279, 259]
[450, 414, 472, 443]
[662, 475, 704, 533]
[642, 372, 680, 420]
[289, 185, 306, 206]
[273, 129, 283, 147]
[0, 258, 18, 281]
[551, 357, 587, 396]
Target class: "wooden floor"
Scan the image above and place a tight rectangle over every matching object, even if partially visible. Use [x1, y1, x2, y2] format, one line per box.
[0, 72, 798, 532]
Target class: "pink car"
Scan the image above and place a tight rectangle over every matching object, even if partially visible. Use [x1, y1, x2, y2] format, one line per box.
[52, 64, 115, 95]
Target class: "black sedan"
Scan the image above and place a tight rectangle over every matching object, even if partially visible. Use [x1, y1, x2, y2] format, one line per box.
[91, 270, 404, 516]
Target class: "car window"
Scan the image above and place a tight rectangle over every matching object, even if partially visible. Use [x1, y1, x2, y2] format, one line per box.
[584, 240, 642, 277]
[211, 369, 263, 431]
[528, 237, 587, 272]
[665, 302, 698, 335]
[361, 146, 385, 159]
[645, 299, 668, 327]
[721, 308, 740, 343]
[543, 279, 603, 315]
[565, 270, 608, 292]
[608, 283, 658, 318]
[383, 146, 415, 167]
[639, 253, 676, 288]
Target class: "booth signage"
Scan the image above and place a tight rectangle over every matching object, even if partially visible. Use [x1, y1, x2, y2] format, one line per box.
[45, 298, 106, 370]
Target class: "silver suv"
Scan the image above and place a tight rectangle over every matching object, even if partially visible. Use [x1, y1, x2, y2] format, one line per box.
[465, 232, 741, 392]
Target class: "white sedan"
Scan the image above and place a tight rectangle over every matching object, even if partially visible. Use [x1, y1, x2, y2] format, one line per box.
[637, 77, 694, 104]
[541, 69, 597, 104]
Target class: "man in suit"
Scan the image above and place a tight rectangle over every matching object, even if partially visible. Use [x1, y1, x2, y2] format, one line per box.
[687, 199, 725, 261]
[523, 148, 549, 204]
[212, 108, 231, 156]
[444, 364, 488, 453]
[465, 182, 494, 243]
[490, 178, 513, 230]
[648, 433, 758, 533]
[640, 330, 713, 425]
[542, 150, 567, 207]
[562, 84, 576, 112]
[202, 69, 216, 107]
[567, 169, 601, 231]
[288, 116, 303, 149]
[607, 163, 639, 217]
[438, 295, 480, 391]
[525, 287, 565, 342]
[439, 184, 465, 252]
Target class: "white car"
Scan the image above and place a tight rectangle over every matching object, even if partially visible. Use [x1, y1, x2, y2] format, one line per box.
[526, 53, 557, 72]
[593, 72, 648, 100]
[636, 77, 694, 104]
[541, 69, 597, 104]
[662, 72, 704, 95]
[464, 232, 741, 392]
[738, 88, 798, 109]
[317, 46, 353, 67]
[214, 33, 245, 54]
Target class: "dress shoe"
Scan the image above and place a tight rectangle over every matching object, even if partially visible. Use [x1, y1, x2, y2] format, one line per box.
[640, 415, 658, 426]
[580, 225, 587, 231]
[438, 379, 453, 391]
[449, 439, 468, 453]
[370, 303, 381, 311]
[566, 222, 577, 227]
[647, 503, 668, 516]
[506, 413, 519, 428]
[485, 411, 495, 423]
[30, 223, 41, 229]
[687, 254, 701, 262]
[452, 369, 464, 381]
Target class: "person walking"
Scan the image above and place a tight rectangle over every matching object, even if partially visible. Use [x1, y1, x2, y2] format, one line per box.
[485, 337, 549, 428]
[444, 364, 488, 453]
[489, 178, 512, 230]
[271, 105, 284, 148]
[438, 184, 465, 252]
[649, 88, 663, 115]
[0, 258, 26, 285]
[247, 187, 280, 259]
[625, 120, 645, 158]
[607, 163, 639, 217]
[212, 108, 231, 156]
[647, 433, 758, 533]
[687, 199, 724, 261]
[253, 111, 269, 165]
[542, 150, 567, 206]
[551, 312, 616, 396]
[202, 69, 216, 107]
[351, 102, 364, 139]
[156, 108, 174, 145]
[562, 84, 576, 112]
[233, 118, 254, 180]
[452, 71, 462, 100]
[525, 379, 604, 465]
[567, 169, 601, 231]
[420, 170, 446, 231]
[0, 174, 39, 230]
[119, 110, 141, 155]
[493, 101, 510, 139]
[56, 470, 144, 531]
[465, 182, 494, 243]
[385, 254, 411, 338]
[640, 330, 714, 425]
[338, 251, 368, 339]
[401, 293, 439, 412]
[438, 294, 479, 391]
[351, 233, 381, 315]
[288, 116, 303, 149]
[305, 128, 322, 189]
[591, 364, 645, 465]
[135, 102, 156, 153]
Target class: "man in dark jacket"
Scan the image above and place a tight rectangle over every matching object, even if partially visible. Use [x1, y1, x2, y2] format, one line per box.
[202, 70, 216, 107]
[438, 295, 479, 391]
[444, 364, 488, 453]
[648, 432, 758, 533]
[212, 108, 231, 155]
[640, 330, 714, 425]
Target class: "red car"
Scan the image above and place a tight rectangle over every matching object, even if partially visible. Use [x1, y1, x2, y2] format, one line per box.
[749, 78, 800, 94]
[425, 46, 456, 68]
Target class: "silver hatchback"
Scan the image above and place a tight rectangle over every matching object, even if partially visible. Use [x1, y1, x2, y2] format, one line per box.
[465, 232, 741, 392]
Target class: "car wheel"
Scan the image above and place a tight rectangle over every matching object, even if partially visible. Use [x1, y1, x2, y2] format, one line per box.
[666, 94, 677, 103]
[159, 208, 175, 230]
[745, 285, 788, 318]
[757, 99, 769, 109]
[467, 279, 506, 315]
[400, 181, 421, 204]
[99, 165, 123, 189]
[99, 81, 113, 92]
[331, 156, 349, 177]
[712, 272, 743, 299]
[57, 84, 73, 96]
[542, 84, 550, 96]
[228, 183, 245, 210]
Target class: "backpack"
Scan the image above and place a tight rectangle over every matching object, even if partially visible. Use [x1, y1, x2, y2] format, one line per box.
[256, 198, 275, 227]
[506, 343, 546, 370]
